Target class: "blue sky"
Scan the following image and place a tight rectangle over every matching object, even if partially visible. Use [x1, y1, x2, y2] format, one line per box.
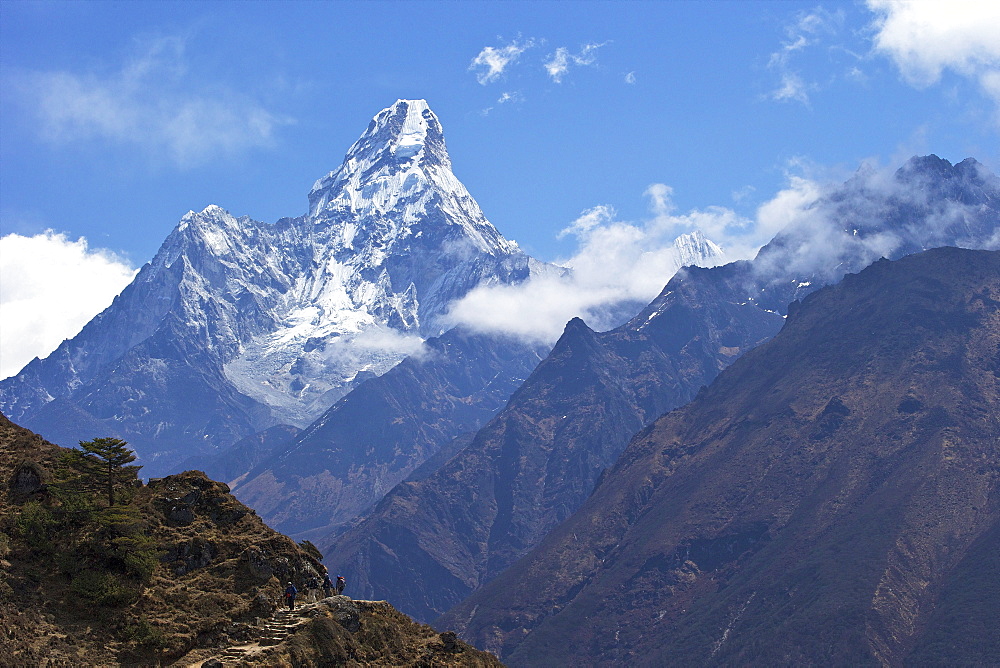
[2, 0, 999, 377]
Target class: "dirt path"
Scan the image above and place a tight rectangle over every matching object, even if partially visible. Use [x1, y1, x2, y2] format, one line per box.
[179, 597, 339, 667]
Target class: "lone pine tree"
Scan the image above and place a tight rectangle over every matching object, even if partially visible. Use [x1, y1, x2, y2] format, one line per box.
[63, 437, 142, 506]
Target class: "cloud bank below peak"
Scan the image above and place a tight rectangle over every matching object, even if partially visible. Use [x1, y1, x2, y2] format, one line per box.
[445, 156, 999, 345]
[445, 176, 825, 343]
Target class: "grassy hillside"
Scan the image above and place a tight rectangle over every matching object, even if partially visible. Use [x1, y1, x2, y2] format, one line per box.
[0, 414, 500, 666]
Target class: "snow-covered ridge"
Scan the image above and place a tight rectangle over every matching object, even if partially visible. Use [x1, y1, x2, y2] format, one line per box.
[49, 95, 728, 428]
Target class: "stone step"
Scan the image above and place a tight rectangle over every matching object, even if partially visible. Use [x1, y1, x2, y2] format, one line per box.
[260, 637, 286, 646]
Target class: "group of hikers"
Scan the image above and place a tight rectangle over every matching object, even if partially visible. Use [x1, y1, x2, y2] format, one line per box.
[284, 572, 345, 610]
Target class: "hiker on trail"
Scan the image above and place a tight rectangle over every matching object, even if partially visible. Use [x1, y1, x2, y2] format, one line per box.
[284, 582, 298, 611]
[307, 575, 319, 603]
[322, 573, 334, 598]
[336, 575, 346, 596]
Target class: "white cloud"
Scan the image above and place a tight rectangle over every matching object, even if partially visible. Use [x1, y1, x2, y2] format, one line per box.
[624, 71, 637, 85]
[867, 0, 1000, 121]
[544, 48, 572, 83]
[556, 204, 615, 239]
[755, 175, 824, 243]
[645, 183, 764, 261]
[750, 156, 1000, 287]
[15, 35, 291, 167]
[767, 7, 844, 105]
[470, 38, 536, 85]
[772, 72, 813, 105]
[497, 91, 525, 104]
[447, 193, 738, 343]
[868, 0, 1000, 86]
[732, 185, 757, 203]
[456, 156, 998, 347]
[544, 42, 607, 83]
[444, 170, 848, 343]
[0, 231, 138, 379]
[322, 325, 428, 368]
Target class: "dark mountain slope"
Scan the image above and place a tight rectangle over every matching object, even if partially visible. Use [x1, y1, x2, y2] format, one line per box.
[442, 247, 1000, 666]
[233, 327, 547, 541]
[322, 269, 783, 621]
[321, 156, 1000, 624]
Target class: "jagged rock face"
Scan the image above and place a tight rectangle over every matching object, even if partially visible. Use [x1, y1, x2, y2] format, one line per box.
[442, 248, 1000, 666]
[320, 156, 1000, 624]
[0, 100, 552, 477]
[750, 155, 1000, 313]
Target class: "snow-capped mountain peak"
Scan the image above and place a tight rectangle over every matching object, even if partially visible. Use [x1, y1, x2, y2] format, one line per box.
[390, 99, 434, 161]
[673, 229, 725, 268]
[308, 100, 445, 217]
[305, 100, 514, 256]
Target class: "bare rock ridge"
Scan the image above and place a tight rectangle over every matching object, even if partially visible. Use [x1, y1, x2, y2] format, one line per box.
[320, 155, 1000, 624]
[322, 270, 783, 622]
[0, 414, 500, 666]
[441, 247, 1000, 666]
[231, 327, 549, 541]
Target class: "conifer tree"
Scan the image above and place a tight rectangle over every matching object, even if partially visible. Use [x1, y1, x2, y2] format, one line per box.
[64, 437, 142, 506]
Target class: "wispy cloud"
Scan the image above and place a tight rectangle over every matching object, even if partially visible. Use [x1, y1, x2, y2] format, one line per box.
[469, 37, 537, 85]
[12, 34, 292, 167]
[322, 325, 429, 369]
[0, 231, 137, 378]
[624, 71, 637, 85]
[497, 91, 525, 105]
[544, 42, 608, 83]
[772, 72, 813, 105]
[767, 8, 844, 105]
[867, 0, 1000, 124]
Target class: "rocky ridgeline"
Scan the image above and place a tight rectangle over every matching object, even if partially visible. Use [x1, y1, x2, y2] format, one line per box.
[180, 597, 494, 667]
[0, 414, 500, 666]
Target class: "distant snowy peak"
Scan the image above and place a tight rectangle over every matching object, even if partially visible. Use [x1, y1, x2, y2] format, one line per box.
[307, 99, 517, 257]
[673, 229, 725, 268]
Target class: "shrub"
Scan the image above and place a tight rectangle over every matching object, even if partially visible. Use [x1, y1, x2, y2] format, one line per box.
[69, 569, 140, 607]
[298, 539, 324, 562]
[14, 501, 56, 551]
[121, 617, 167, 649]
